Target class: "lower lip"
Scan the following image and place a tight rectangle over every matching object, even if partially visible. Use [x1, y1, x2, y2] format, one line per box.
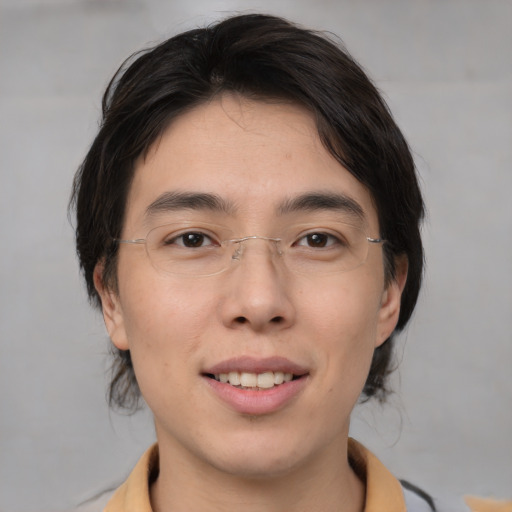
[204, 376, 309, 415]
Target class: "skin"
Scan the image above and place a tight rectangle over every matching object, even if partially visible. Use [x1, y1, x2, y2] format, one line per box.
[95, 94, 407, 512]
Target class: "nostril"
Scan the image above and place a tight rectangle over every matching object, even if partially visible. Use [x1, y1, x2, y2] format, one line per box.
[271, 316, 284, 323]
[234, 316, 247, 324]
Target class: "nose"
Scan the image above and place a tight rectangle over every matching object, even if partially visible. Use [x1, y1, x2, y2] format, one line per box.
[230, 236, 282, 261]
[219, 237, 296, 333]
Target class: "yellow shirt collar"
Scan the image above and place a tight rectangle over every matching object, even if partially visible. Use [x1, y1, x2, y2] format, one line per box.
[105, 439, 406, 512]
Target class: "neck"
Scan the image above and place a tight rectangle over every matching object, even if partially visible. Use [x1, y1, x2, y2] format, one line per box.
[150, 436, 365, 512]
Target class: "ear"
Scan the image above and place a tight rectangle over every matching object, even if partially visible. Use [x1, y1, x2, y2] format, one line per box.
[93, 261, 129, 351]
[375, 255, 408, 348]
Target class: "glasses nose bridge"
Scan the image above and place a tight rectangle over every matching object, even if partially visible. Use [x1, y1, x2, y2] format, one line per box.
[230, 235, 283, 262]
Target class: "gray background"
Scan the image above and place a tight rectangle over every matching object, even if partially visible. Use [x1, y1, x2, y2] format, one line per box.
[1, 1, 511, 511]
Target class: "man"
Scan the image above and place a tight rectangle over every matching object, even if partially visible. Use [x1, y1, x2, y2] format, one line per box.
[72, 13, 432, 512]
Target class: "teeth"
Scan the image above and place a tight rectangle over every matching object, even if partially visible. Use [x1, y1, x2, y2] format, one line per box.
[240, 372, 257, 387]
[257, 372, 274, 389]
[214, 371, 296, 389]
[274, 372, 284, 385]
[228, 371, 240, 386]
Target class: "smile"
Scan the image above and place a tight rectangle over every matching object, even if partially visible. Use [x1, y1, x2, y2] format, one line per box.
[211, 371, 295, 389]
[203, 356, 309, 413]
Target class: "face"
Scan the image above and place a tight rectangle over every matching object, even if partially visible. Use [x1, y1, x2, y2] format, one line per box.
[96, 95, 405, 479]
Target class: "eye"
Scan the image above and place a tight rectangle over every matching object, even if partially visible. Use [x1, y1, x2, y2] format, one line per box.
[165, 231, 215, 248]
[295, 232, 341, 249]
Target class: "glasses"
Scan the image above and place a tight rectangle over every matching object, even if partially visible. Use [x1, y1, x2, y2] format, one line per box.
[114, 222, 385, 277]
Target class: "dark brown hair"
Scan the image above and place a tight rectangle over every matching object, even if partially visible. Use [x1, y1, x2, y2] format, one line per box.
[71, 13, 424, 410]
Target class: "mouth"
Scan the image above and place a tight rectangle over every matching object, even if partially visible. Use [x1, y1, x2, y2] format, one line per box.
[205, 371, 301, 390]
[203, 357, 309, 414]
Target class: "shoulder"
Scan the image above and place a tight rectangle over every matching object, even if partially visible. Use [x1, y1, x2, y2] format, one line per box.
[435, 494, 512, 512]
[401, 483, 512, 512]
[74, 444, 158, 512]
[401, 481, 436, 512]
[74, 490, 115, 512]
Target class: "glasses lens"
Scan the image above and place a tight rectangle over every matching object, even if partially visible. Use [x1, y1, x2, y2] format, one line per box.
[146, 223, 232, 276]
[282, 223, 369, 275]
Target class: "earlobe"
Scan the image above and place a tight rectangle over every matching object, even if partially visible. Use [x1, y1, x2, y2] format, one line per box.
[375, 255, 408, 348]
[93, 262, 129, 351]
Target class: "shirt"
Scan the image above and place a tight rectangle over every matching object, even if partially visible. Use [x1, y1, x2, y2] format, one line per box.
[76, 440, 510, 512]
[104, 438, 412, 512]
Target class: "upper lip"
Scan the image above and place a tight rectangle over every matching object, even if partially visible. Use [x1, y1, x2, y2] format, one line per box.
[204, 356, 309, 376]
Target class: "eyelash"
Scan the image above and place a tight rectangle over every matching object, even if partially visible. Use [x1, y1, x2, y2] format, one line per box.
[164, 232, 216, 248]
[163, 230, 345, 249]
[294, 232, 343, 249]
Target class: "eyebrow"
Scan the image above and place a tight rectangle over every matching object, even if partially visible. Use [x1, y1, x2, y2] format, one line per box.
[144, 190, 365, 222]
[277, 192, 365, 220]
[145, 191, 236, 218]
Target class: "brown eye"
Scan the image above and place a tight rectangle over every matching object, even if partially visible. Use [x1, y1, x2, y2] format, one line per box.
[182, 233, 207, 247]
[296, 232, 339, 249]
[306, 233, 329, 247]
[164, 232, 214, 248]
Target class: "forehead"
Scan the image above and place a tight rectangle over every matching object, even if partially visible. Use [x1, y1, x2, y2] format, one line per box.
[124, 94, 378, 232]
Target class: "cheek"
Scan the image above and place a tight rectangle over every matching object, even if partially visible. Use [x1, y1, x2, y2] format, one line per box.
[117, 280, 215, 415]
[299, 276, 383, 379]
[117, 267, 216, 374]
[300, 275, 382, 337]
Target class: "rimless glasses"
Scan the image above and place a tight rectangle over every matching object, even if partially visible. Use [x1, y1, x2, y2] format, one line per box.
[114, 221, 385, 277]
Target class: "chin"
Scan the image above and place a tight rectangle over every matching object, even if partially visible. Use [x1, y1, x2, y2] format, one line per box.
[213, 452, 304, 480]
[202, 430, 318, 480]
